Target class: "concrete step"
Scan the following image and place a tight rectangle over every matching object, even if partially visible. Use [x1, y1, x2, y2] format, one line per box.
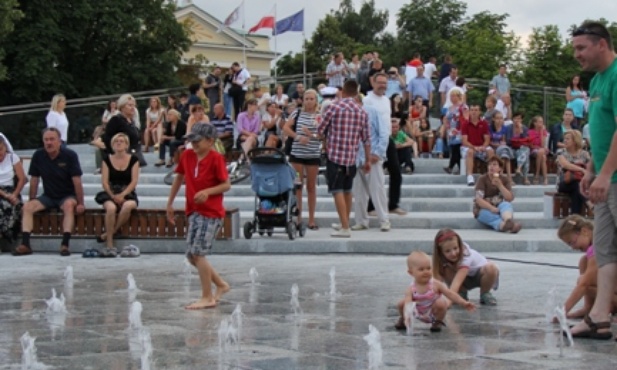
[28, 227, 565, 254]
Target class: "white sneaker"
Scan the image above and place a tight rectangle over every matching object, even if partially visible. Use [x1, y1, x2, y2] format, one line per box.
[380, 221, 391, 232]
[367, 211, 377, 217]
[467, 175, 475, 186]
[331, 223, 341, 231]
[350, 224, 368, 231]
[331, 228, 351, 238]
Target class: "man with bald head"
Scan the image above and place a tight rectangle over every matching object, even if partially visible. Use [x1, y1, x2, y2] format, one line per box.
[210, 103, 234, 153]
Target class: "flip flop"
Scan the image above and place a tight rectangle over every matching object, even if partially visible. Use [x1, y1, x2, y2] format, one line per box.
[307, 224, 319, 230]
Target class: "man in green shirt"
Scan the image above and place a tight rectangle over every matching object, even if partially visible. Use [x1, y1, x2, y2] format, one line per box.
[571, 21, 617, 340]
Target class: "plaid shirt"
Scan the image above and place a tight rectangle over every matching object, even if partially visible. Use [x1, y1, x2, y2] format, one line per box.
[318, 98, 370, 166]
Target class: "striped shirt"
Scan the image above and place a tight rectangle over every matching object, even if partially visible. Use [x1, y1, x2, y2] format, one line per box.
[318, 98, 370, 166]
[290, 111, 321, 159]
[210, 114, 234, 136]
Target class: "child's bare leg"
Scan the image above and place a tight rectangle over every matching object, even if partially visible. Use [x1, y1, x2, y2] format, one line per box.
[186, 255, 216, 309]
[430, 298, 448, 331]
[479, 263, 499, 294]
[395, 299, 406, 329]
[211, 268, 230, 302]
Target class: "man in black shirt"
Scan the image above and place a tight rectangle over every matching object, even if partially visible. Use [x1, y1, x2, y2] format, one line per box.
[203, 67, 222, 118]
[13, 128, 85, 256]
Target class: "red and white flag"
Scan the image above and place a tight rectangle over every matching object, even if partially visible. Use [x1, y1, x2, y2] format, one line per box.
[248, 6, 276, 34]
[217, 1, 243, 33]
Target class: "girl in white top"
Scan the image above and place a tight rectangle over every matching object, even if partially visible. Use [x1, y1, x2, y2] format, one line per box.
[271, 84, 289, 109]
[144, 96, 165, 152]
[432, 228, 500, 306]
[102, 100, 119, 124]
[46, 94, 69, 144]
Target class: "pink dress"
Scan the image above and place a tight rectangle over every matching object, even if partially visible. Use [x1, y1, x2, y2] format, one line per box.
[411, 279, 442, 323]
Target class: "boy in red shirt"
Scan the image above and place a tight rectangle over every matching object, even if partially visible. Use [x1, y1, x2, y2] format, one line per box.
[166, 123, 231, 309]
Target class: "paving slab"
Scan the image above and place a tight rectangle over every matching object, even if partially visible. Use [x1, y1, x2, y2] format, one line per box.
[0, 254, 615, 369]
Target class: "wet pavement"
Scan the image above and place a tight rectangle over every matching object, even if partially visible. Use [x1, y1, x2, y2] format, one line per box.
[1, 253, 616, 369]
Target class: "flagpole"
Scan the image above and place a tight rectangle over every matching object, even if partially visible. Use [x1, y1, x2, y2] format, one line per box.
[274, 3, 278, 86]
[302, 7, 306, 88]
[242, 0, 246, 67]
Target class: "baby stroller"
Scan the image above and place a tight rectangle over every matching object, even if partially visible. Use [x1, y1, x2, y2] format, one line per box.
[243, 147, 306, 240]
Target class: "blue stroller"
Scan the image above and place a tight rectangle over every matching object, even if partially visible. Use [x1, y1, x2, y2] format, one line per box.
[243, 148, 306, 240]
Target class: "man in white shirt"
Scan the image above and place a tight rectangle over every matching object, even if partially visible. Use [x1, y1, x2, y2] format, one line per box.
[439, 66, 459, 113]
[230, 62, 251, 118]
[495, 93, 513, 124]
[423, 56, 438, 80]
[326, 52, 348, 88]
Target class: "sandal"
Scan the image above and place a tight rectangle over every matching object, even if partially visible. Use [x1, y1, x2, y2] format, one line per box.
[307, 224, 319, 230]
[523, 178, 531, 186]
[60, 245, 71, 257]
[459, 290, 468, 301]
[394, 317, 406, 331]
[571, 314, 613, 340]
[96, 234, 106, 243]
[430, 319, 446, 332]
[12, 244, 33, 256]
[480, 292, 497, 306]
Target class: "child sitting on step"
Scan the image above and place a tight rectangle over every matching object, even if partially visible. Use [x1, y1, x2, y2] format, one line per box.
[395, 251, 475, 332]
[556, 215, 617, 322]
[432, 228, 500, 306]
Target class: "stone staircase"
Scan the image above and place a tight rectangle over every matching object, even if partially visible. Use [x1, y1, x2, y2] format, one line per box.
[15, 144, 565, 254]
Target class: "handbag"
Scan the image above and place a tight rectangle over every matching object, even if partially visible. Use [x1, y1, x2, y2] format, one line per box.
[510, 137, 532, 149]
[563, 166, 585, 184]
[284, 109, 302, 156]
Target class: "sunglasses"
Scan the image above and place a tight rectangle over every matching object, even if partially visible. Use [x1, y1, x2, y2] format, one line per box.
[572, 27, 607, 39]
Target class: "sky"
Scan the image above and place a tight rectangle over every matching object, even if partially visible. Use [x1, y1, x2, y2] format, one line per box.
[194, 0, 617, 57]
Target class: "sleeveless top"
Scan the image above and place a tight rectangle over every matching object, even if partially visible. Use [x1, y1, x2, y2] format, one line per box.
[103, 154, 139, 187]
[411, 279, 442, 317]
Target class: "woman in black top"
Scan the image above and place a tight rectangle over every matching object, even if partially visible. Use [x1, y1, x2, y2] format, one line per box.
[95, 132, 140, 256]
[103, 94, 145, 166]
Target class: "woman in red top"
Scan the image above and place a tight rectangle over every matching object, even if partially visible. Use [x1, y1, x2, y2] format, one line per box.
[408, 95, 426, 137]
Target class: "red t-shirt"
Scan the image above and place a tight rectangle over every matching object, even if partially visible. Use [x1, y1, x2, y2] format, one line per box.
[175, 149, 228, 218]
[461, 118, 489, 147]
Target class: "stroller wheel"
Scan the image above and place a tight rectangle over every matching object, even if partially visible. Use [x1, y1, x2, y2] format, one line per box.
[297, 222, 306, 238]
[286, 222, 296, 240]
[243, 222, 254, 239]
[258, 230, 264, 236]
[267, 228, 273, 237]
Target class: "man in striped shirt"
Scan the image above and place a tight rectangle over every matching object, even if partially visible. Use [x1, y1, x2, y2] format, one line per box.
[317, 80, 371, 238]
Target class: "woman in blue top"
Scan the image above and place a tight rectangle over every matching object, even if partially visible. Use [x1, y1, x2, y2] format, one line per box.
[566, 75, 586, 123]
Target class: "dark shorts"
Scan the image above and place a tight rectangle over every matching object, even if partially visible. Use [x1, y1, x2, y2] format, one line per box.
[289, 155, 321, 166]
[186, 213, 222, 257]
[461, 272, 483, 291]
[37, 194, 76, 210]
[325, 160, 357, 194]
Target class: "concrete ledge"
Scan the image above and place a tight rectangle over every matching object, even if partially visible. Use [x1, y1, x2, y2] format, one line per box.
[26, 228, 565, 254]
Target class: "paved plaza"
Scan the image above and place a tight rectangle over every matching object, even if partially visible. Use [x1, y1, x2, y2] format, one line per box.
[1, 252, 616, 369]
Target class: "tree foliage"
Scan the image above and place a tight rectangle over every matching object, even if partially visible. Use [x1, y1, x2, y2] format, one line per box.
[0, 0, 190, 105]
[395, 0, 467, 62]
[0, 0, 23, 81]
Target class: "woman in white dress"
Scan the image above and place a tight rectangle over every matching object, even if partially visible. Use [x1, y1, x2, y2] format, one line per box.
[144, 96, 165, 152]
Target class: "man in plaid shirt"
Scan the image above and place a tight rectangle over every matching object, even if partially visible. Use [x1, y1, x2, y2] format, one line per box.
[317, 80, 371, 238]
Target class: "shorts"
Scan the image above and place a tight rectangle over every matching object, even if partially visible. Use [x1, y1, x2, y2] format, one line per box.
[461, 268, 500, 291]
[326, 160, 356, 194]
[289, 155, 321, 166]
[37, 195, 76, 210]
[460, 146, 492, 162]
[593, 183, 617, 267]
[186, 213, 222, 257]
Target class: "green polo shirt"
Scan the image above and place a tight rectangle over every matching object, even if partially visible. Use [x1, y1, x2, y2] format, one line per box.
[588, 58, 617, 183]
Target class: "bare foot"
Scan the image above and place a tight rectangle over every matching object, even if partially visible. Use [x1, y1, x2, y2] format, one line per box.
[185, 298, 216, 310]
[214, 283, 230, 302]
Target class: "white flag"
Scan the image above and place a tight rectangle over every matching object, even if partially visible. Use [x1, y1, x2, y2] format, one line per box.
[217, 2, 243, 33]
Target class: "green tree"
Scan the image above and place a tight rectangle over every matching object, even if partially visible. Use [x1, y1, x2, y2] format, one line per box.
[0, 0, 190, 105]
[441, 11, 520, 81]
[333, 0, 389, 46]
[0, 0, 22, 81]
[396, 0, 467, 62]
